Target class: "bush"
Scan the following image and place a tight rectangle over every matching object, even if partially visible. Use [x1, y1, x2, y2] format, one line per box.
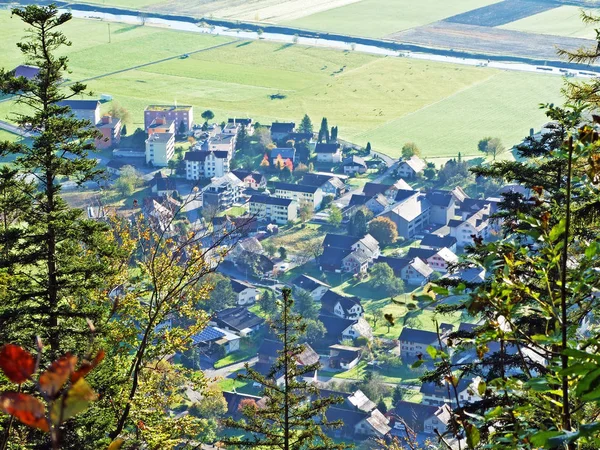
[355, 336, 368, 347]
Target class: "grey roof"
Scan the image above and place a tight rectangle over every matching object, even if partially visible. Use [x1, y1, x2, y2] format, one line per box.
[57, 99, 100, 110]
[274, 182, 319, 194]
[301, 173, 343, 189]
[374, 256, 410, 275]
[232, 170, 264, 184]
[323, 233, 359, 250]
[421, 233, 457, 249]
[152, 172, 176, 192]
[228, 118, 252, 126]
[347, 390, 376, 413]
[258, 339, 319, 366]
[147, 132, 173, 144]
[363, 182, 394, 197]
[426, 190, 455, 207]
[400, 155, 427, 173]
[319, 247, 352, 271]
[271, 147, 296, 160]
[399, 327, 438, 344]
[250, 194, 293, 207]
[343, 155, 367, 168]
[292, 274, 330, 291]
[230, 279, 255, 293]
[321, 290, 362, 315]
[394, 189, 417, 203]
[406, 247, 437, 261]
[185, 150, 229, 161]
[214, 307, 264, 332]
[319, 314, 356, 338]
[348, 194, 369, 207]
[391, 401, 444, 433]
[315, 143, 341, 154]
[386, 194, 430, 222]
[271, 122, 295, 133]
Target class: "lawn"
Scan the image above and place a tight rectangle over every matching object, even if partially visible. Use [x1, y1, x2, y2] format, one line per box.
[262, 223, 327, 255]
[285, 0, 501, 38]
[327, 360, 422, 384]
[217, 372, 260, 395]
[499, 6, 600, 40]
[0, 11, 566, 160]
[214, 340, 259, 369]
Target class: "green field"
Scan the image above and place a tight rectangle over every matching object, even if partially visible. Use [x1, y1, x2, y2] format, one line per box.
[0, 11, 566, 159]
[500, 6, 600, 39]
[286, 0, 501, 38]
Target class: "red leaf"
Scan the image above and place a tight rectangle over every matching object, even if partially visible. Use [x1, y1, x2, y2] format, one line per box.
[0, 393, 49, 432]
[39, 353, 77, 398]
[70, 350, 105, 383]
[0, 344, 36, 384]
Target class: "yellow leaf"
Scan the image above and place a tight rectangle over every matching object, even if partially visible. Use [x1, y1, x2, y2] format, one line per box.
[51, 378, 98, 424]
[107, 438, 125, 450]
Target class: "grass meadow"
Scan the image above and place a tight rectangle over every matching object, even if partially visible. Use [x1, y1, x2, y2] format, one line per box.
[499, 6, 600, 40]
[285, 0, 501, 38]
[0, 10, 565, 159]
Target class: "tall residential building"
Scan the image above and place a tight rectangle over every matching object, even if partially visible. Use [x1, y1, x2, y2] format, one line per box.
[184, 150, 231, 180]
[95, 115, 122, 149]
[249, 195, 297, 225]
[145, 132, 175, 167]
[144, 105, 193, 133]
[147, 116, 175, 135]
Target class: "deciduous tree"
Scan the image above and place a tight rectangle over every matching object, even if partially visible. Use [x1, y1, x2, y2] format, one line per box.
[368, 216, 398, 245]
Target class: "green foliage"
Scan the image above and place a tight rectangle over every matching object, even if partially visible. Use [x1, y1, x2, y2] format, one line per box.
[369, 262, 404, 295]
[114, 165, 143, 197]
[477, 136, 504, 160]
[223, 288, 349, 449]
[292, 288, 319, 320]
[278, 246, 287, 260]
[368, 216, 398, 245]
[349, 208, 370, 237]
[328, 204, 343, 227]
[201, 109, 214, 122]
[318, 117, 329, 143]
[299, 114, 313, 134]
[203, 274, 237, 312]
[401, 142, 420, 159]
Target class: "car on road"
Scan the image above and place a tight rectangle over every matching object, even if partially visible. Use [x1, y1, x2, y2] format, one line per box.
[278, 263, 289, 272]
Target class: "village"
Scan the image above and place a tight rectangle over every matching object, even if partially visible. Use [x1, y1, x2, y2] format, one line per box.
[53, 98, 511, 446]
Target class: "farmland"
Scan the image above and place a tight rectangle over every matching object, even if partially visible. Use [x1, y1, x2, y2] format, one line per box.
[499, 6, 600, 40]
[0, 10, 565, 159]
[285, 0, 501, 38]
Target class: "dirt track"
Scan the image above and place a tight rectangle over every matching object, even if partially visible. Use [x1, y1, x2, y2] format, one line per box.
[387, 21, 595, 62]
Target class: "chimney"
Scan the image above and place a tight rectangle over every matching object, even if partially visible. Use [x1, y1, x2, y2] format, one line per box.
[101, 115, 112, 124]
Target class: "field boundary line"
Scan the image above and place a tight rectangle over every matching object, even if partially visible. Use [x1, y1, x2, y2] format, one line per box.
[353, 71, 498, 139]
[71, 39, 239, 85]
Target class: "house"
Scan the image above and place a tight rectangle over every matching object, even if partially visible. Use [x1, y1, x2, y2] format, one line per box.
[191, 325, 240, 355]
[300, 173, 346, 197]
[406, 247, 458, 273]
[184, 150, 231, 180]
[397, 155, 426, 179]
[95, 115, 121, 149]
[315, 143, 342, 163]
[270, 122, 295, 141]
[449, 209, 492, 247]
[320, 290, 363, 320]
[326, 408, 370, 439]
[390, 401, 451, 435]
[232, 170, 266, 189]
[328, 345, 361, 370]
[147, 116, 175, 136]
[226, 237, 263, 261]
[319, 314, 373, 343]
[145, 132, 175, 167]
[274, 182, 323, 211]
[230, 279, 260, 306]
[291, 274, 330, 300]
[223, 391, 262, 420]
[150, 172, 177, 197]
[249, 195, 297, 224]
[57, 99, 101, 124]
[420, 233, 458, 253]
[228, 118, 254, 135]
[13, 64, 39, 80]
[143, 198, 174, 233]
[320, 233, 380, 274]
[270, 147, 296, 164]
[212, 307, 264, 336]
[348, 193, 388, 215]
[400, 257, 433, 285]
[205, 134, 236, 154]
[347, 390, 376, 413]
[425, 190, 457, 225]
[379, 192, 431, 239]
[144, 105, 193, 133]
[373, 256, 411, 277]
[202, 173, 244, 211]
[235, 250, 275, 278]
[398, 328, 440, 358]
[355, 408, 391, 438]
[254, 339, 320, 384]
[363, 180, 412, 198]
[420, 377, 480, 406]
[222, 121, 241, 136]
[343, 156, 367, 174]
[106, 159, 132, 176]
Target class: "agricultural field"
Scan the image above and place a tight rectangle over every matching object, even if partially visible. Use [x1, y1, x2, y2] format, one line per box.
[0, 11, 566, 159]
[499, 6, 600, 40]
[71, 0, 364, 22]
[285, 0, 501, 38]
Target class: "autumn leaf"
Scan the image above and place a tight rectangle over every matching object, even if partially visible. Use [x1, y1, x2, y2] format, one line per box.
[51, 378, 98, 424]
[0, 393, 49, 432]
[0, 344, 36, 384]
[39, 353, 77, 398]
[107, 438, 125, 450]
[70, 350, 105, 383]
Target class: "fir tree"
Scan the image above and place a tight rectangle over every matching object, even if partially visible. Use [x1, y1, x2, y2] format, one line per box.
[299, 114, 313, 134]
[224, 288, 348, 450]
[330, 125, 338, 143]
[318, 117, 329, 143]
